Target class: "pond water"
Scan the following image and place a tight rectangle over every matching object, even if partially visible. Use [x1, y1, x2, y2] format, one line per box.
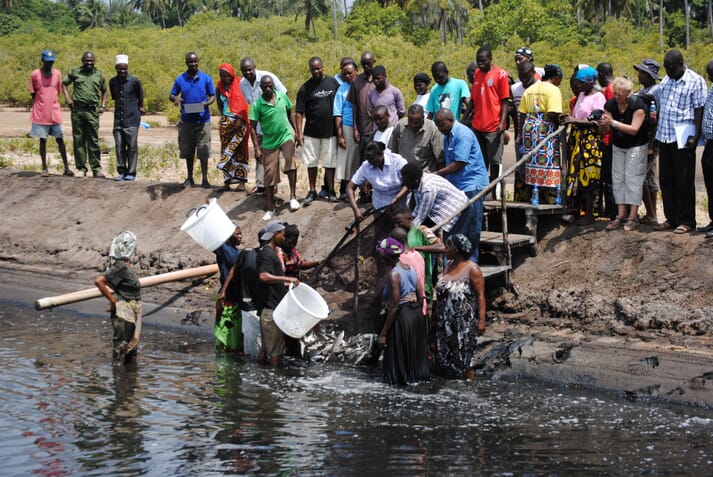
[2, 304, 713, 476]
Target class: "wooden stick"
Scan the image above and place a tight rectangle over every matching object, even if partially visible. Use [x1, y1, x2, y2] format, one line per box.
[34, 264, 218, 310]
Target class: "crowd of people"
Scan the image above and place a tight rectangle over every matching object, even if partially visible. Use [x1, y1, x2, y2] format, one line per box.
[30, 45, 713, 382]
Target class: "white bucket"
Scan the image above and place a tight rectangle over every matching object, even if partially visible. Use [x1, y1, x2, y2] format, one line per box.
[273, 283, 329, 339]
[180, 198, 235, 252]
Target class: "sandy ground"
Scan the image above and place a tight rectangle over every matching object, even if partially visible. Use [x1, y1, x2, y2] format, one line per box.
[3, 107, 713, 406]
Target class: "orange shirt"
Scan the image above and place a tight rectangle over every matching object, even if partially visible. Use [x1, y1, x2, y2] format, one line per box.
[470, 65, 510, 132]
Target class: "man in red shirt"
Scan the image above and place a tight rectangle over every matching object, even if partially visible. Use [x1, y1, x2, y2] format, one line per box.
[466, 47, 510, 198]
[29, 50, 72, 177]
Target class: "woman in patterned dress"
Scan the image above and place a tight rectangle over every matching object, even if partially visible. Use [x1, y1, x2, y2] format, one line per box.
[434, 234, 486, 380]
[562, 66, 606, 225]
[215, 63, 250, 191]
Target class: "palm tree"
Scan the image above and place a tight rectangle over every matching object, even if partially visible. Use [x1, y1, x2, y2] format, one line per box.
[77, 0, 108, 28]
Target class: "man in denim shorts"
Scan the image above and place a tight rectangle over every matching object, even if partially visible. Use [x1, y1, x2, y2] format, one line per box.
[29, 50, 72, 177]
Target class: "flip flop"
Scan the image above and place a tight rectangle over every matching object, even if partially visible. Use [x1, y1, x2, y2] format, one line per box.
[673, 225, 693, 234]
[653, 221, 673, 231]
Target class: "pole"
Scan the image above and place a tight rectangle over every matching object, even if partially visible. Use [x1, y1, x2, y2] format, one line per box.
[35, 264, 218, 310]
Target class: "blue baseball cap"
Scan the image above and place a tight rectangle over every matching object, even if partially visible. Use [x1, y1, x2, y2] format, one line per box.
[42, 50, 56, 62]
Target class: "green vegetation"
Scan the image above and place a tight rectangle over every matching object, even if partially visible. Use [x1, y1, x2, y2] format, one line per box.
[1, 0, 712, 120]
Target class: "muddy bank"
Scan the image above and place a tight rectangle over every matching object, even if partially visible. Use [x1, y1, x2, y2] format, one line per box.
[2, 168, 713, 406]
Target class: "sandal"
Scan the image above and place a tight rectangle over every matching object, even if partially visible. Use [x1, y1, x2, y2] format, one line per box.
[654, 221, 673, 231]
[674, 224, 693, 234]
[606, 216, 625, 230]
[624, 217, 640, 231]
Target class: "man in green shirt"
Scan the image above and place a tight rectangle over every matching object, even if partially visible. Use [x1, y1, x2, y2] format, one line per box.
[249, 75, 299, 221]
[63, 51, 108, 177]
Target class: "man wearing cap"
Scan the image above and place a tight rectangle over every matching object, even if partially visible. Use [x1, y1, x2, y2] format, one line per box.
[654, 49, 707, 234]
[634, 58, 662, 226]
[514, 47, 545, 79]
[29, 50, 72, 177]
[413, 73, 431, 108]
[109, 54, 145, 181]
[388, 104, 443, 172]
[256, 221, 298, 367]
[169, 52, 216, 189]
[62, 51, 107, 177]
[426, 61, 470, 121]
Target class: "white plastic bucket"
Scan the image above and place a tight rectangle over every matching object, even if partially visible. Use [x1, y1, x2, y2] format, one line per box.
[180, 198, 235, 252]
[273, 283, 329, 339]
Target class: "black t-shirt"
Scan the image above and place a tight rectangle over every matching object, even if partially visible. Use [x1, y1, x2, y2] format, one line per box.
[256, 245, 288, 311]
[235, 248, 258, 312]
[296, 75, 339, 138]
[604, 96, 649, 149]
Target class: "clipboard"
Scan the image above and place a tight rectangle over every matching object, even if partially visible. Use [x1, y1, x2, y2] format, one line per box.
[183, 102, 205, 114]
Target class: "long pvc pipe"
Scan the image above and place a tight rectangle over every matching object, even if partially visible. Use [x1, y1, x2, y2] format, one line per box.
[34, 264, 218, 310]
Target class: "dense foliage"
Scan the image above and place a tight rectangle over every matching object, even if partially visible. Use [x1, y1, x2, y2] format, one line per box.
[2, 1, 711, 119]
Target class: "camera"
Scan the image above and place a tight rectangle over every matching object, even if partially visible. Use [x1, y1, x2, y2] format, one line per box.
[587, 109, 604, 121]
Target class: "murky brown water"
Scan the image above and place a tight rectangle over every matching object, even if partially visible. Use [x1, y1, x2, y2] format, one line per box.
[3, 303, 713, 476]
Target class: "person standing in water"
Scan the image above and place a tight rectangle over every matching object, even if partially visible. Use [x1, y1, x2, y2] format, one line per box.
[94, 231, 142, 365]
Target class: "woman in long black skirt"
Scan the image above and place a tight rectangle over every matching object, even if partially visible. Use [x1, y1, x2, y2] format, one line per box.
[375, 237, 430, 385]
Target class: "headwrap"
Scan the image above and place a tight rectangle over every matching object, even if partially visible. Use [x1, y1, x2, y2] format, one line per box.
[217, 63, 249, 121]
[375, 237, 404, 257]
[543, 64, 563, 80]
[108, 231, 137, 268]
[446, 234, 472, 257]
[515, 47, 534, 61]
[217, 63, 250, 160]
[413, 72, 431, 84]
[575, 66, 597, 83]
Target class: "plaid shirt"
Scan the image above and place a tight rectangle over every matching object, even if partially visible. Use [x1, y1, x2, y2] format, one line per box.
[412, 173, 468, 232]
[655, 67, 707, 143]
[703, 85, 713, 141]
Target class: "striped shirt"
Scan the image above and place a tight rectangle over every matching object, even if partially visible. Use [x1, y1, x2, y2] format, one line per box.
[411, 173, 468, 232]
[655, 67, 707, 143]
[703, 85, 713, 141]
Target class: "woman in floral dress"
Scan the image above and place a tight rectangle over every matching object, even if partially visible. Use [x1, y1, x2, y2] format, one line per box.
[434, 234, 486, 380]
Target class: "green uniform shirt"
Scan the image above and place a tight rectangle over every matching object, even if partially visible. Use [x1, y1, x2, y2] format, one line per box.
[63, 67, 107, 104]
[248, 91, 293, 150]
[104, 260, 141, 301]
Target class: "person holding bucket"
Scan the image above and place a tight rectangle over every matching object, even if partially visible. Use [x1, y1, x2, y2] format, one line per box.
[214, 225, 244, 354]
[256, 221, 298, 366]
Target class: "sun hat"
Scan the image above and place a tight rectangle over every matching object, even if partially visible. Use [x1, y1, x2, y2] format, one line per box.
[633, 59, 661, 81]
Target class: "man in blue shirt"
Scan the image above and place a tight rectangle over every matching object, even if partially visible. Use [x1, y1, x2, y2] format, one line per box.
[169, 52, 216, 188]
[433, 108, 488, 262]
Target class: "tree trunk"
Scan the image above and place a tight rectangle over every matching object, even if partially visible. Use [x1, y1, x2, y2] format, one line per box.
[659, 0, 664, 48]
[439, 8, 446, 44]
[709, 0, 713, 42]
[685, 0, 690, 48]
